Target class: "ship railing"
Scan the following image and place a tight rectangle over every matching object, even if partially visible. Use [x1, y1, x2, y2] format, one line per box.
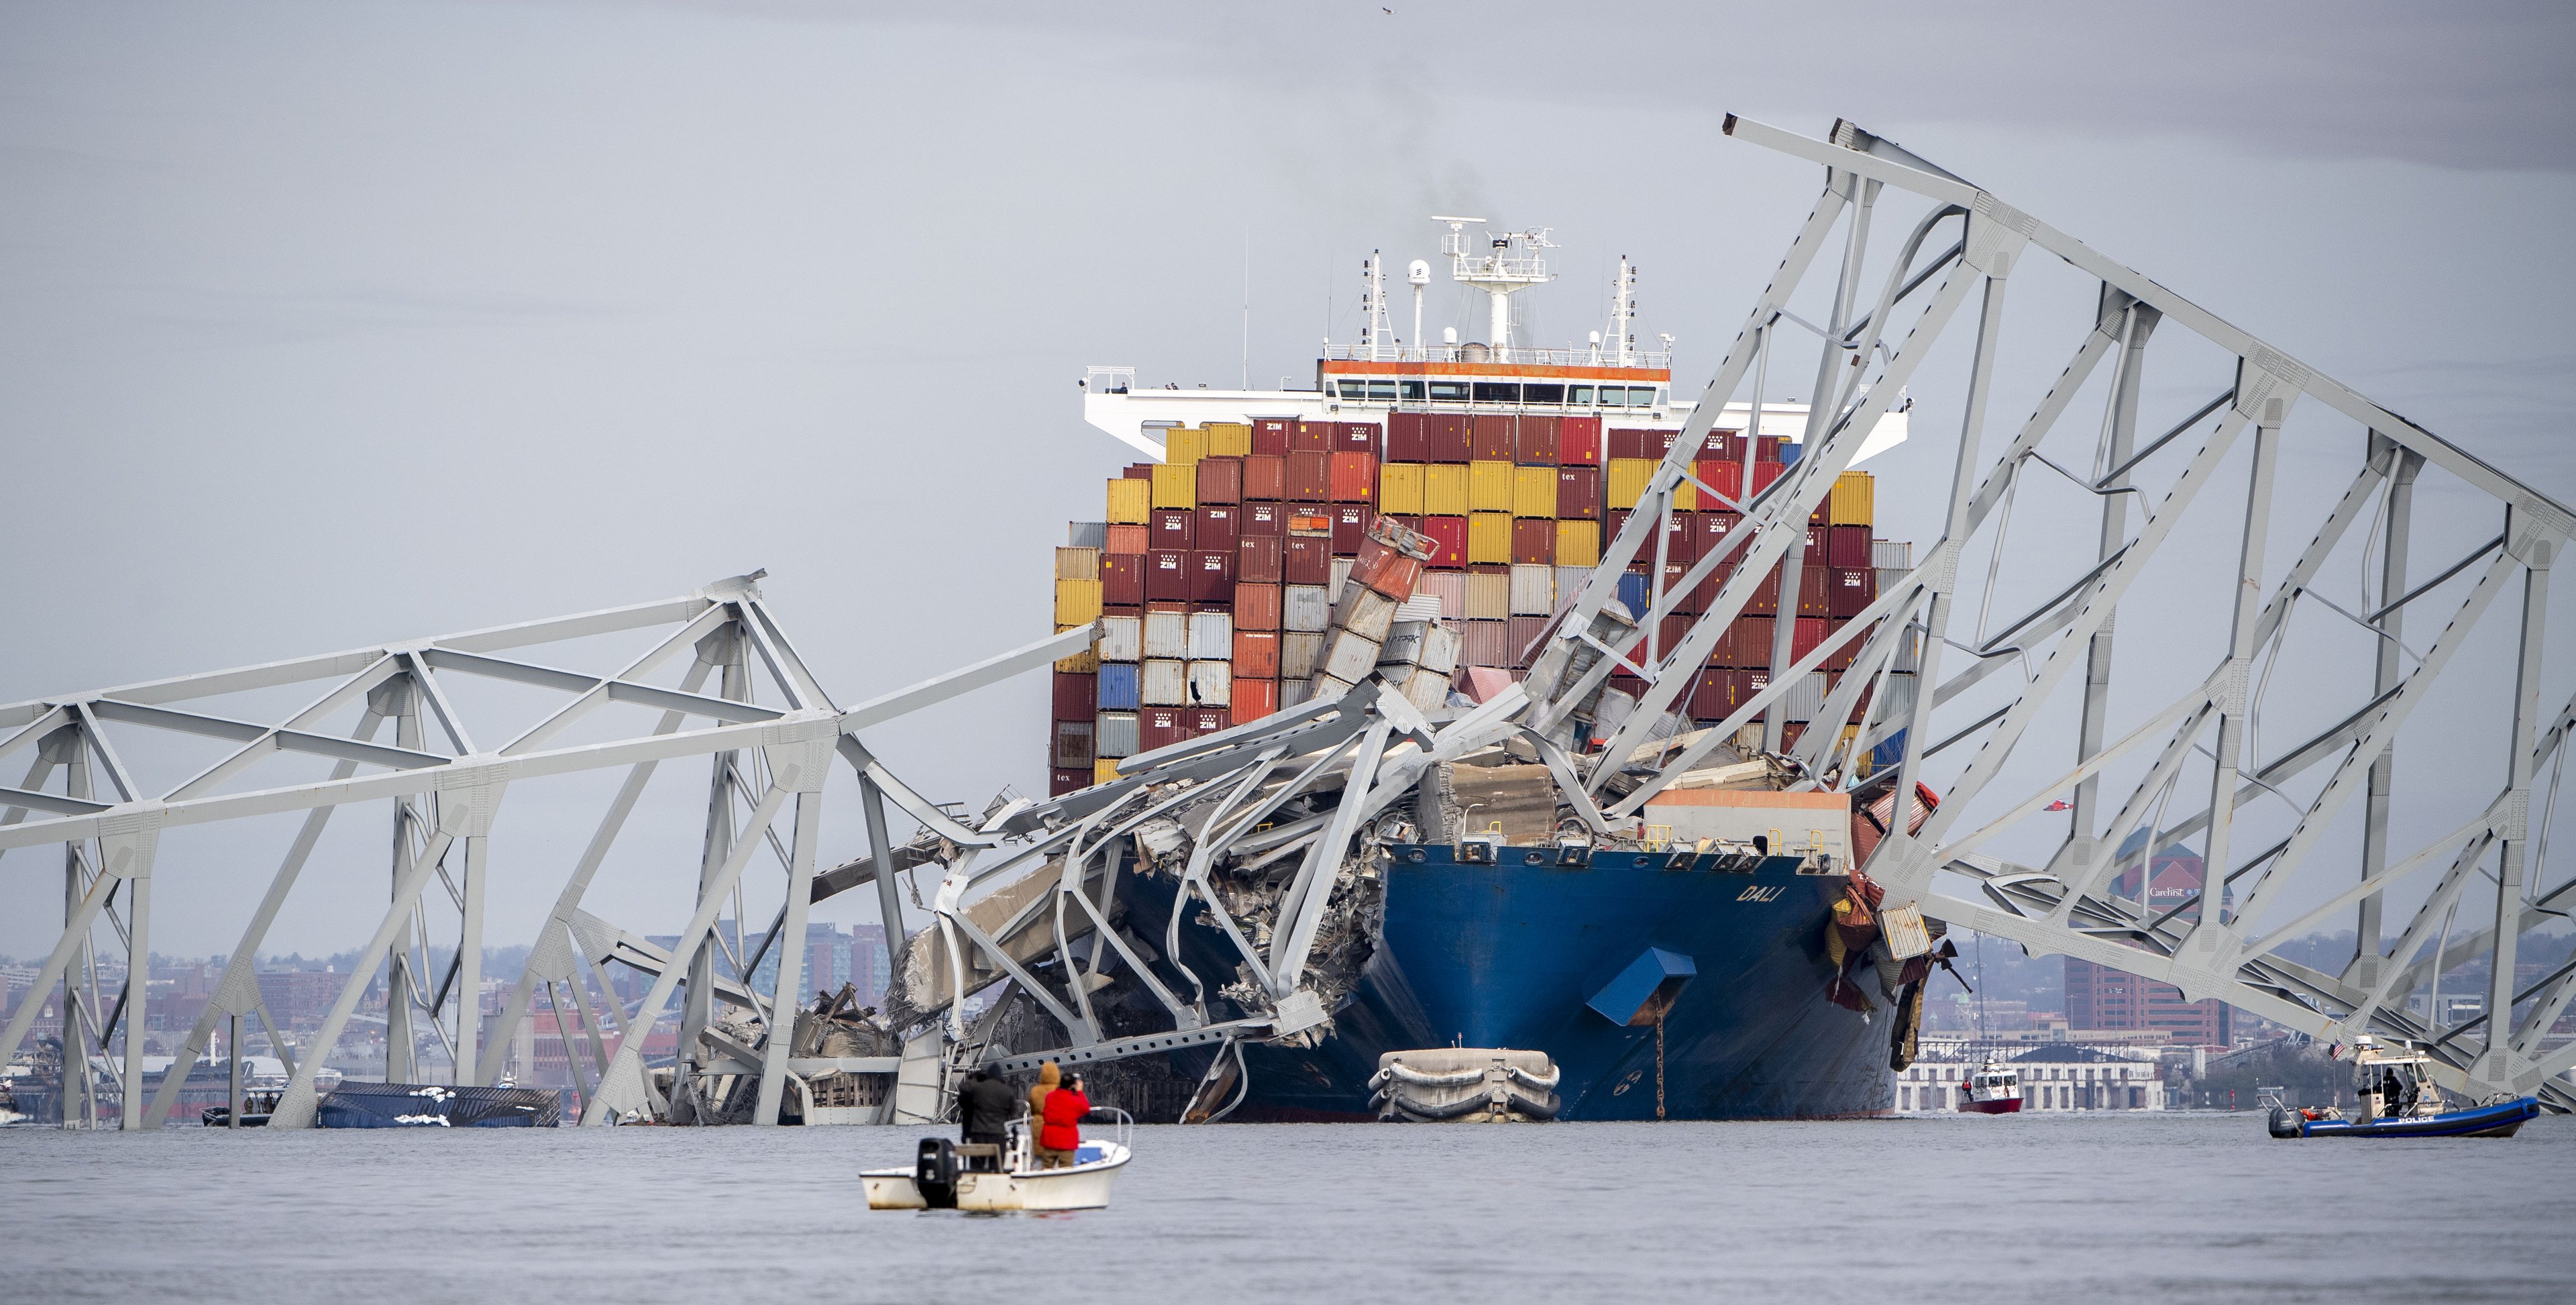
[1320, 344, 1673, 369]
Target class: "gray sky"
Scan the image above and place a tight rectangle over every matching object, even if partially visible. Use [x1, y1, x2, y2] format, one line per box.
[4, 0, 2573, 959]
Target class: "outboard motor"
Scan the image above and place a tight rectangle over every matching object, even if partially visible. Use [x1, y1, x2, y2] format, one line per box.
[914, 1137, 961, 1207]
[2266, 1106, 2302, 1139]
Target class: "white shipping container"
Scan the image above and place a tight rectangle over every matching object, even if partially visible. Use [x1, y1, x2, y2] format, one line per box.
[1876, 568, 1911, 604]
[1394, 594, 1442, 623]
[1281, 631, 1326, 682]
[1281, 678, 1315, 710]
[1872, 539, 1911, 570]
[1401, 667, 1451, 713]
[1187, 611, 1234, 661]
[1144, 609, 1189, 660]
[1311, 672, 1361, 700]
[1379, 620, 1429, 667]
[1097, 615, 1143, 663]
[1464, 570, 1510, 621]
[1140, 659, 1187, 707]
[1320, 629, 1383, 684]
[1554, 566, 1591, 608]
[1890, 625, 1922, 674]
[1416, 622, 1463, 676]
[1880, 671, 1918, 719]
[1418, 571, 1468, 619]
[1332, 586, 1398, 643]
[1784, 670, 1829, 723]
[1330, 556, 1355, 604]
[1282, 584, 1332, 633]
[1509, 564, 1555, 616]
[1093, 711, 1140, 758]
[1067, 521, 1108, 549]
[1187, 660, 1232, 707]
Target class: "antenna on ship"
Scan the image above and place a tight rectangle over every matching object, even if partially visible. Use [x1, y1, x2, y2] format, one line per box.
[1433, 215, 1553, 352]
[1359, 252, 1393, 362]
[1605, 256, 1639, 367]
[1407, 258, 1430, 356]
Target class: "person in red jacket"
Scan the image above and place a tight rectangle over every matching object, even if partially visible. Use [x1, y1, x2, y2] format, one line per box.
[1036, 1073, 1090, 1168]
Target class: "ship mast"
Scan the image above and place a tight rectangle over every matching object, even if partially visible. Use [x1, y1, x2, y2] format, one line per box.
[1434, 216, 1554, 351]
[1605, 256, 1638, 367]
[1358, 252, 1393, 362]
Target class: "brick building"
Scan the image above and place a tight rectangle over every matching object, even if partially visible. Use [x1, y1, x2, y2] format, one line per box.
[2062, 837, 2231, 1048]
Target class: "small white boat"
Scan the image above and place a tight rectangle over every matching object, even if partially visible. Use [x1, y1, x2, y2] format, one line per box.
[863, 1110, 1132, 1212]
[1957, 1059, 2023, 1114]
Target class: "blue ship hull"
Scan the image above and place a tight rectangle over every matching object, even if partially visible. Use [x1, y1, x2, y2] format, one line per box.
[1148, 844, 1896, 1121]
[2282, 1097, 2538, 1139]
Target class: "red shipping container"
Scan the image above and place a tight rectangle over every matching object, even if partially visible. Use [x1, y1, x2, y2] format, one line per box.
[1699, 511, 1743, 562]
[1240, 501, 1287, 537]
[1337, 422, 1380, 456]
[1471, 415, 1515, 462]
[1419, 515, 1469, 568]
[1829, 566, 1877, 619]
[1151, 508, 1193, 550]
[1694, 456, 1743, 506]
[1792, 617, 1828, 668]
[1242, 454, 1287, 502]
[1823, 619, 1860, 672]
[1197, 455, 1244, 505]
[1285, 451, 1330, 502]
[1194, 505, 1240, 554]
[1560, 415, 1603, 466]
[1050, 768, 1089, 798]
[1804, 523, 1829, 557]
[1283, 535, 1332, 585]
[1140, 707, 1188, 753]
[1663, 562, 1707, 615]
[1236, 534, 1283, 584]
[1190, 550, 1236, 603]
[1514, 415, 1560, 466]
[1829, 525, 1872, 569]
[1252, 418, 1294, 457]
[1232, 629, 1281, 678]
[1608, 508, 1632, 543]
[1512, 517, 1556, 565]
[1704, 428, 1745, 462]
[1289, 420, 1332, 454]
[1328, 452, 1379, 503]
[1726, 614, 1777, 668]
[1231, 677, 1279, 727]
[1750, 462, 1785, 497]
[1610, 427, 1677, 461]
[1689, 668, 1743, 719]
[1146, 550, 1191, 602]
[1331, 505, 1372, 556]
[1387, 412, 1432, 462]
[1105, 523, 1148, 556]
[1053, 671, 1095, 721]
[1187, 707, 1228, 737]
[1429, 414, 1472, 463]
[1797, 560, 1831, 617]
[1556, 466, 1602, 520]
[1738, 560, 1782, 615]
[1102, 553, 1144, 607]
[1754, 435, 1784, 463]
[1353, 531, 1427, 600]
[1660, 513, 1699, 564]
[1235, 582, 1283, 630]
[1124, 463, 1155, 480]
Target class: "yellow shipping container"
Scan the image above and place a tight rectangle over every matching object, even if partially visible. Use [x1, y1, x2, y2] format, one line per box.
[1672, 476, 1697, 512]
[1607, 458, 1658, 509]
[1150, 462, 1197, 510]
[1106, 476, 1150, 524]
[1055, 623, 1101, 673]
[1468, 511, 1514, 565]
[1423, 463, 1470, 515]
[1206, 422, 1252, 457]
[1513, 466, 1558, 518]
[1164, 426, 1207, 467]
[1054, 580, 1103, 627]
[1055, 546, 1101, 580]
[1830, 470, 1875, 526]
[1380, 463, 1426, 515]
[1094, 758, 1122, 786]
[1556, 520, 1601, 568]
[1468, 460, 1515, 513]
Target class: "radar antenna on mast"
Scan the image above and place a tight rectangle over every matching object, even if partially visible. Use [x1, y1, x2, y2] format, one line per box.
[1433, 215, 1554, 351]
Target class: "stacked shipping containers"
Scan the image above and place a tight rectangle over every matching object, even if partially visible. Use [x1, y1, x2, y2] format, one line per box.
[1049, 412, 1912, 794]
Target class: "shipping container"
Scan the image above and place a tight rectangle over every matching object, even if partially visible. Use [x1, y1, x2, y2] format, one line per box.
[1515, 415, 1560, 465]
[1556, 519, 1601, 568]
[1467, 460, 1514, 513]
[1094, 757, 1122, 786]
[1190, 550, 1235, 603]
[1067, 520, 1108, 548]
[1056, 625, 1098, 674]
[1053, 671, 1095, 721]
[1607, 458, 1656, 509]
[1662, 562, 1709, 615]
[1739, 560, 1782, 615]
[1419, 570, 1468, 620]
[1610, 427, 1678, 461]
[1699, 512, 1743, 562]
[1141, 659, 1187, 707]
[1240, 500, 1287, 537]
[1328, 555, 1355, 605]
[1470, 415, 1514, 462]
[1283, 535, 1331, 585]
[1752, 434, 1784, 464]
[1379, 620, 1428, 668]
[1095, 711, 1139, 758]
[1462, 619, 1509, 668]
[1187, 611, 1234, 660]
[1252, 418, 1294, 457]
[1193, 506, 1239, 555]
[1102, 553, 1144, 608]
[1467, 511, 1513, 566]
[1464, 566, 1511, 621]
[1555, 566, 1591, 608]
[1098, 615, 1142, 663]
[1512, 517, 1556, 565]
[1138, 707, 1189, 753]
[1282, 584, 1332, 633]
[1509, 564, 1555, 616]
[1328, 452, 1379, 503]
[1289, 419, 1331, 454]
[1783, 671, 1829, 723]
[1615, 569, 1650, 619]
[1723, 614, 1776, 668]
[1280, 631, 1324, 681]
[1796, 558, 1831, 617]
[1423, 463, 1470, 516]
[1507, 615, 1549, 663]
[1234, 581, 1283, 631]
[1150, 462, 1196, 510]
[1821, 618, 1859, 673]
[1688, 668, 1746, 720]
[1419, 515, 1468, 569]
[1195, 455, 1244, 506]
[1352, 539, 1424, 601]
[1400, 667, 1452, 712]
[1242, 455, 1287, 503]
[1106, 476, 1151, 525]
[1556, 466, 1602, 520]
[1387, 412, 1432, 462]
[1049, 768, 1088, 798]
[1054, 578, 1102, 625]
[1877, 566, 1911, 600]
[1231, 677, 1279, 727]
[1053, 720, 1095, 770]
[1148, 508, 1193, 550]
[1236, 533, 1283, 585]
[1232, 628, 1282, 679]
[1165, 427, 1207, 467]
[1511, 466, 1557, 518]
[1208, 422, 1252, 457]
[1105, 523, 1148, 556]
[1187, 660, 1232, 707]
[1790, 615, 1827, 668]
[1829, 470, 1874, 525]
[1416, 621, 1463, 675]
[1320, 629, 1383, 684]
[1560, 415, 1603, 466]
[1097, 662, 1141, 711]
[1340, 422, 1381, 456]
[1280, 678, 1315, 711]
[1872, 539, 1911, 570]
[1659, 512, 1699, 564]
[1142, 607, 1189, 660]
[1429, 413, 1472, 462]
[1749, 461, 1785, 497]
[1332, 586, 1399, 643]
[1379, 462, 1425, 515]
[1285, 450, 1330, 502]
[1330, 505, 1371, 556]
[1313, 672, 1361, 700]
[1694, 456, 1743, 506]
[1829, 566, 1876, 619]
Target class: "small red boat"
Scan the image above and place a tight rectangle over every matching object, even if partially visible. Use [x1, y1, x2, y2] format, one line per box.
[1957, 1060, 2023, 1114]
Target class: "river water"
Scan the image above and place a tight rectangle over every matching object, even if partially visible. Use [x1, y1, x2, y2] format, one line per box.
[0, 1112, 2563, 1303]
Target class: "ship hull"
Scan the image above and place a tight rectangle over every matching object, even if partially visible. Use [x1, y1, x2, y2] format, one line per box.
[1144, 844, 1894, 1121]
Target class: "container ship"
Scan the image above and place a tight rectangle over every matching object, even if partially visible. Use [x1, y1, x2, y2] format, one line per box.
[1024, 223, 1925, 1120]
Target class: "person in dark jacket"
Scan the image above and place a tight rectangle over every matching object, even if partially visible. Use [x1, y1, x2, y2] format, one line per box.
[956, 1069, 1020, 1169]
[1037, 1072, 1091, 1168]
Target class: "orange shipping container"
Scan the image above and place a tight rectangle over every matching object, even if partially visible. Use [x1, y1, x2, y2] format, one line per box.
[1328, 452, 1379, 503]
[1105, 523, 1148, 555]
[1230, 677, 1279, 727]
[1232, 629, 1282, 678]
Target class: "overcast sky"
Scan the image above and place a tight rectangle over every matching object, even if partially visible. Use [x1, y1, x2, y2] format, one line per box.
[3, 1, 2573, 961]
